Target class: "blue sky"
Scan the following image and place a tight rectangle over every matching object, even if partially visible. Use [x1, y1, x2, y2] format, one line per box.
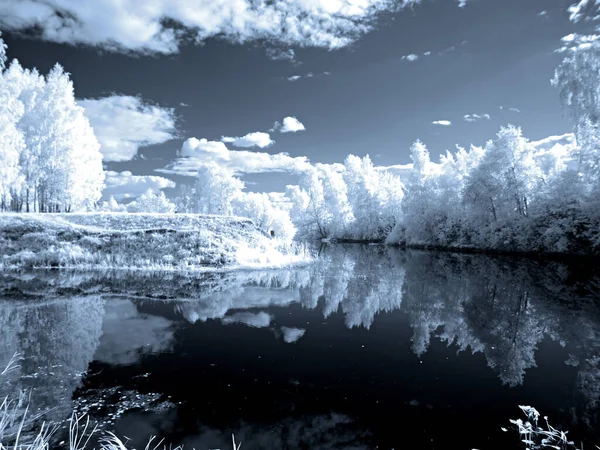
[0, 0, 592, 198]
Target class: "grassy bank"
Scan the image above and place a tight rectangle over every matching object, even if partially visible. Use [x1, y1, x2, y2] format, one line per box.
[0, 213, 311, 271]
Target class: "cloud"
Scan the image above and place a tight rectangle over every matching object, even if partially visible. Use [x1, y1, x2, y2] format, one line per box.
[103, 171, 176, 200]
[158, 137, 311, 176]
[464, 113, 490, 122]
[79, 95, 177, 162]
[278, 116, 306, 133]
[221, 131, 274, 148]
[568, 0, 600, 22]
[556, 33, 600, 52]
[509, 107, 520, 113]
[266, 48, 296, 62]
[0, 0, 427, 54]
[285, 72, 325, 81]
[402, 53, 419, 61]
[432, 120, 452, 126]
[457, 0, 470, 7]
[423, 51, 431, 56]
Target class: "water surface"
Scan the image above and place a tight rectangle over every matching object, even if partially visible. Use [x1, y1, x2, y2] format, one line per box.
[1, 246, 599, 449]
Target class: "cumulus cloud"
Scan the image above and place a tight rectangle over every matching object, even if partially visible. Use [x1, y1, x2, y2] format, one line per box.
[509, 107, 520, 113]
[423, 51, 431, 56]
[287, 75, 302, 81]
[464, 113, 490, 122]
[457, 0, 470, 7]
[266, 48, 296, 62]
[79, 95, 177, 162]
[221, 131, 274, 148]
[0, 0, 426, 54]
[432, 120, 452, 126]
[103, 171, 176, 200]
[158, 137, 311, 176]
[557, 32, 600, 52]
[276, 116, 306, 133]
[568, 0, 600, 22]
[402, 53, 419, 61]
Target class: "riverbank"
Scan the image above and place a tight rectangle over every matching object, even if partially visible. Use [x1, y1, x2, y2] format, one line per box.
[0, 213, 311, 271]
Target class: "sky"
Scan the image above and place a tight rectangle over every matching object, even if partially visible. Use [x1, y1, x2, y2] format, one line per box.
[0, 0, 594, 199]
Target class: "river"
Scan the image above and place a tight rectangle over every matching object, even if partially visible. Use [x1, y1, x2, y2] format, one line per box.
[1, 245, 599, 449]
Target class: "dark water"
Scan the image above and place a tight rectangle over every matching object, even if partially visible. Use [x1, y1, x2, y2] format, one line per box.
[1, 246, 600, 450]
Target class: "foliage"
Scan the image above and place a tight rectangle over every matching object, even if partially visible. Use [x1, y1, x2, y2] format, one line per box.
[0, 34, 104, 213]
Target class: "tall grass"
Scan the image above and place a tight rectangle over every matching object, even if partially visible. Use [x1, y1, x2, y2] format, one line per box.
[509, 405, 582, 450]
[0, 353, 241, 450]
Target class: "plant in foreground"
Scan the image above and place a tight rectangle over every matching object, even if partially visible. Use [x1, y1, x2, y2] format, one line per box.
[508, 405, 577, 450]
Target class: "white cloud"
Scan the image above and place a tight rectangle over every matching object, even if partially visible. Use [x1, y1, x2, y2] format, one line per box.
[457, 0, 470, 7]
[287, 75, 302, 81]
[423, 51, 431, 56]
[159, 137, 311, 176]
[402, 53, 419, 61]
[0, 0, 427, 54]
[568, 0, 600, 22]
[464, 113, 490, 122]
[221, 131, 274, 148]
[557, 32, 600, 52]
[432, 120, 452, 126]
[279, 116, 306, 133]
[266, 48, 296, 61]
[509, 107, 520, 113]
[79, 95, 176, 162]
[103, 170, 176, 200]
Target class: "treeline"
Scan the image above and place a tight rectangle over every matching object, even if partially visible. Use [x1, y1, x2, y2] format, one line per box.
[0, 33, 104, 213]
[280, 43, 600, 254]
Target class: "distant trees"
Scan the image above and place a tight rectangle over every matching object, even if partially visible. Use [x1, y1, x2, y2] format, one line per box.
[552, 44, 600, 189]
[287, 156, 404, 240]
[175, 163, 297, 240]
[127, 189, 176, 213]
[0, 33, 105, 212]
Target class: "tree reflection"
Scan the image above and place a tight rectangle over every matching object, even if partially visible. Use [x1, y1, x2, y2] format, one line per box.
[1, 247, 600, 427]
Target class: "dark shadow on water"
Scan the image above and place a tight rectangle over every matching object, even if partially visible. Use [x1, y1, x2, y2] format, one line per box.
[1, 246, 600, 449]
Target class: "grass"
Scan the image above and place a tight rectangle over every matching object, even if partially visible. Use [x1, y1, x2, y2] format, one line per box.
[0, 352, 243, 450]
[0, 213, 312, 271]
[508, 405, 584, 450]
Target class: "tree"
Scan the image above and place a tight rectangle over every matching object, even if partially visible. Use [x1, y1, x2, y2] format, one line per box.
[552, 45, 600, 186]
[192, 163, 244, 215]
[343, 155, 403, 240]
[0, 37, 104, 212]
[0, 33, 25, 211]
[464, 126, 541, 223]
[127, 189, 175, 213]
[233, 191, 296, 241]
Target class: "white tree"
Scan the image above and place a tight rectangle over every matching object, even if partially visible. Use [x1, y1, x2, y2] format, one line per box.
[343, 154, 403, 240]
[127, 189, 175, 213]
[0, 37, 104, 212]
[0, 33, 25, 211]
[233, 191, 296, 241]
[464, 126, 541, 223]
[192, 163, 244, 215]
[552, 45, 600, 187]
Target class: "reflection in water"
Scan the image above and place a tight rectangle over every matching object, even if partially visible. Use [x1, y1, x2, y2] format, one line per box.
[0, 295, 104, 426]
[280, 326, 306, 343]
[1, 245, 600, 444]
[94, 298, 175, 366]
